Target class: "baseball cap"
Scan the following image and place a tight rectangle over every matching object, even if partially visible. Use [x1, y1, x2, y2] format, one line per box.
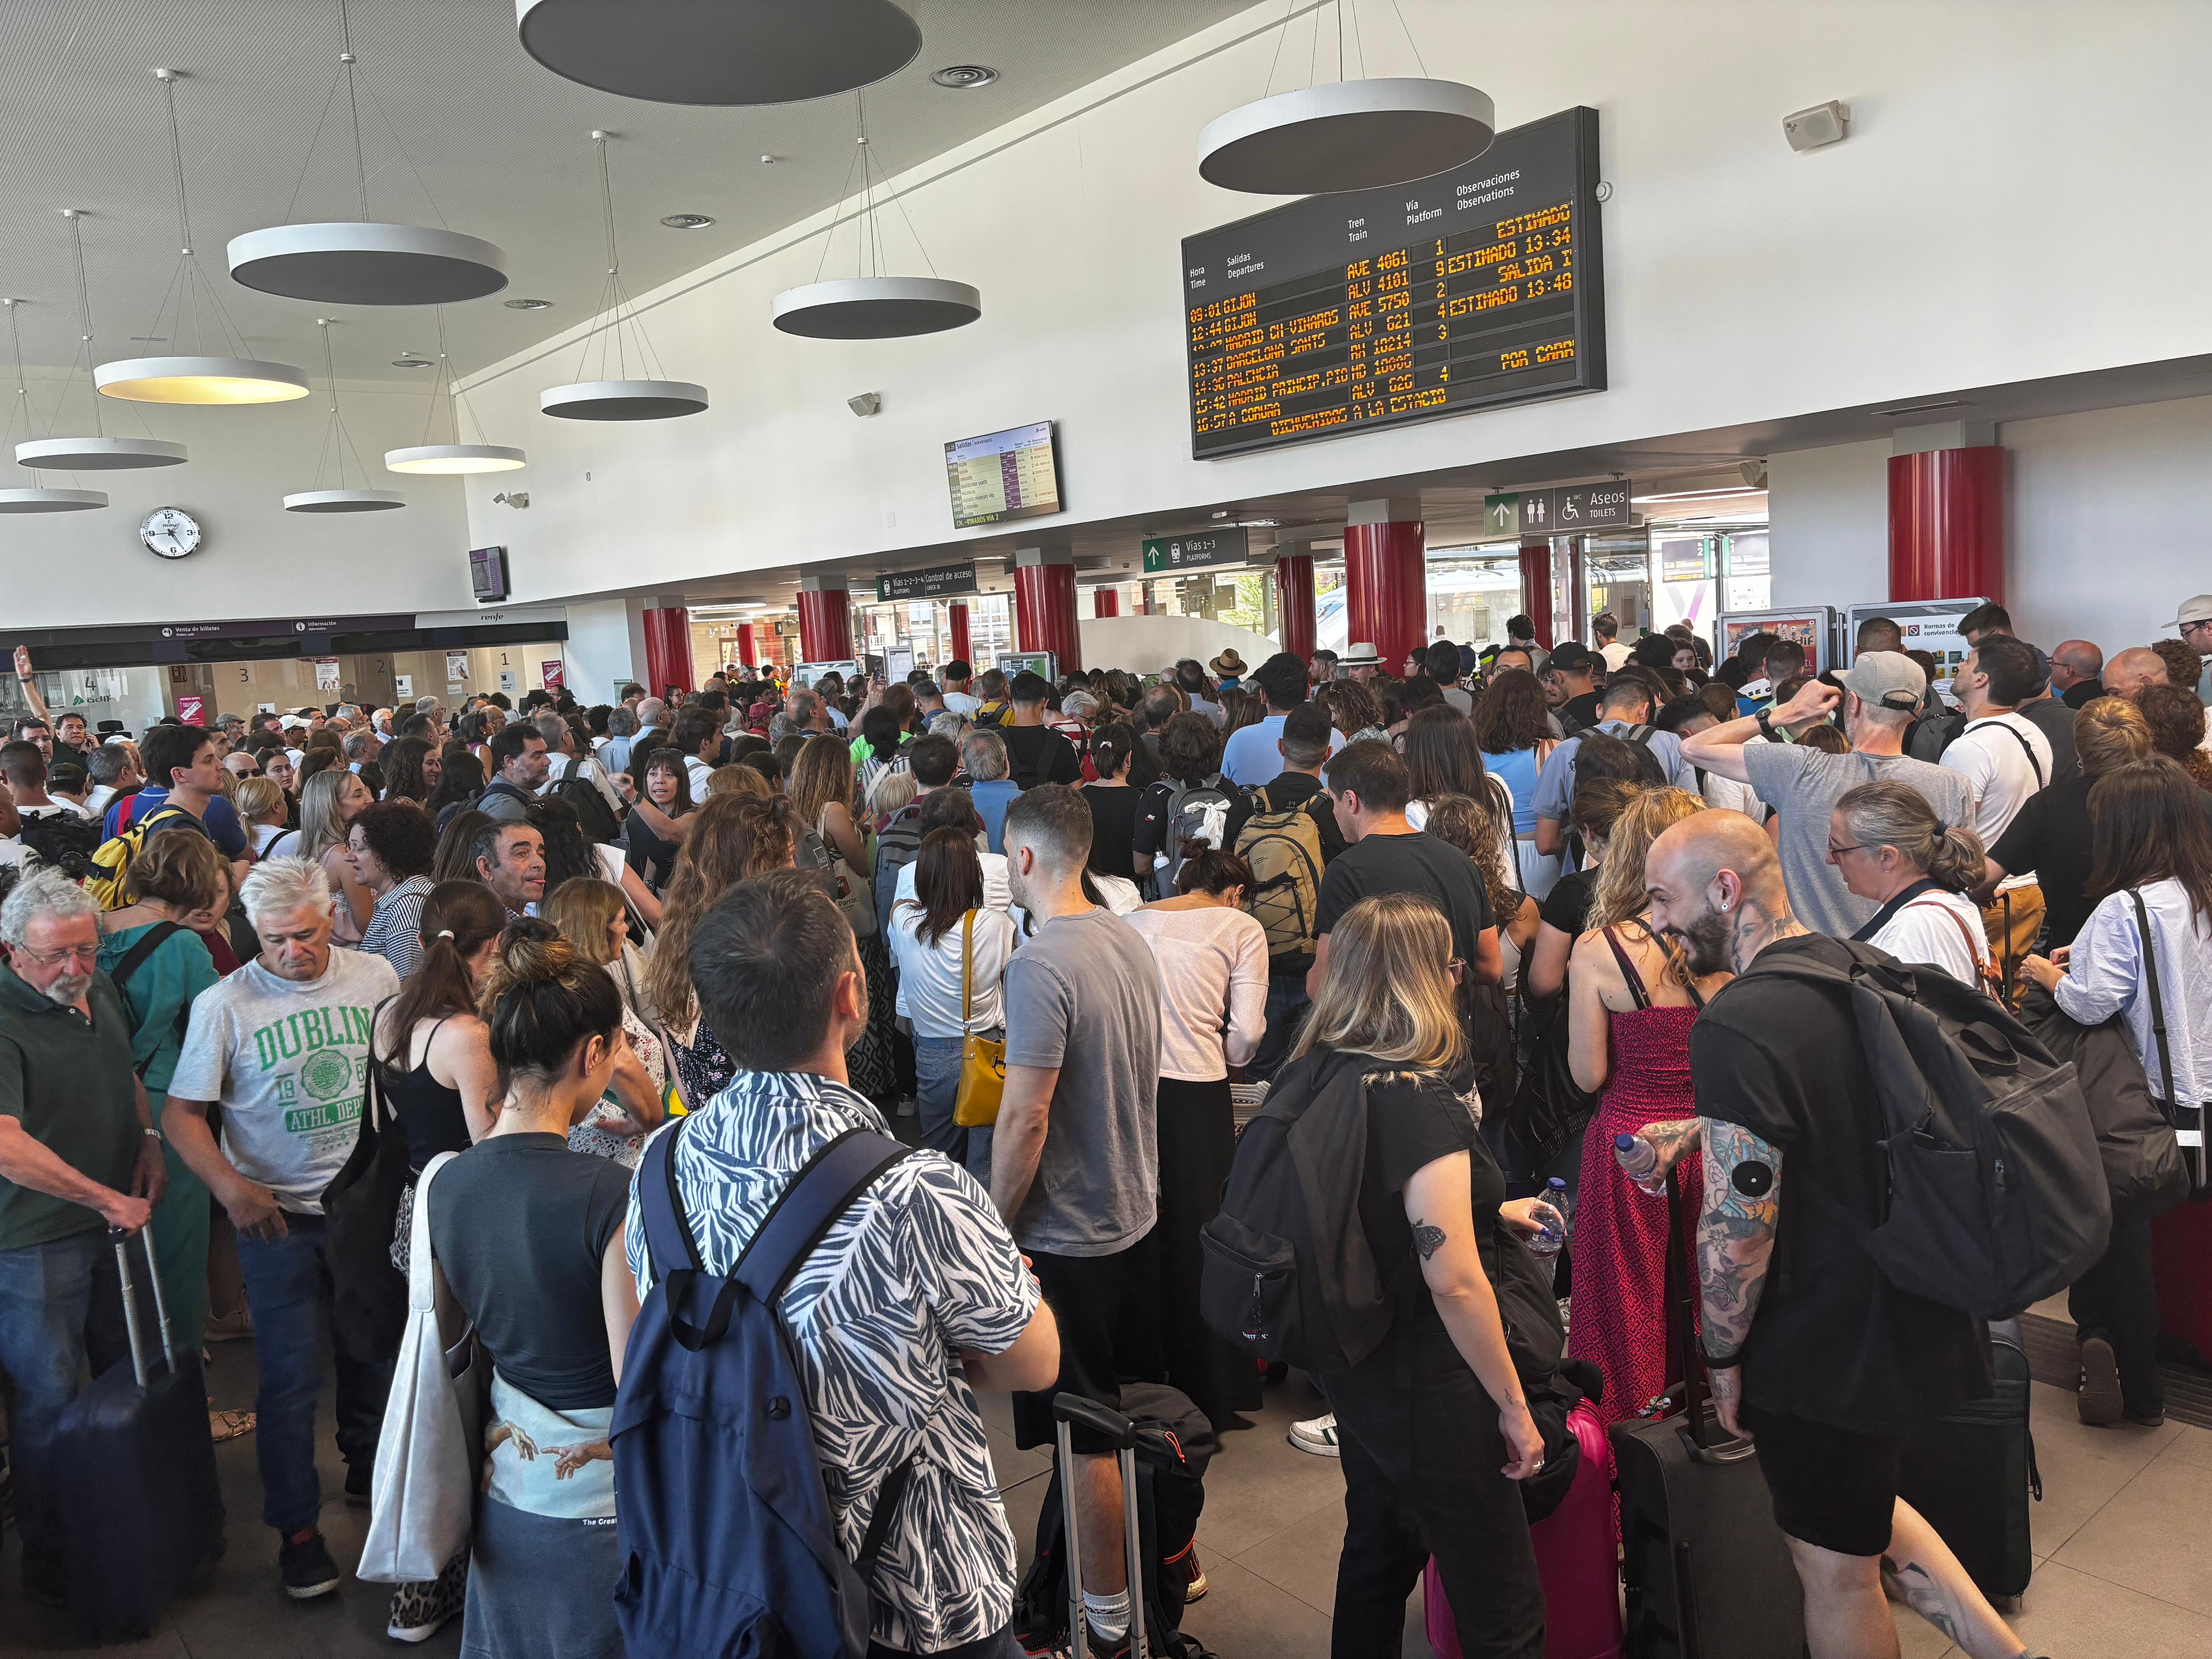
[2171, 594, 2212, 628]
[1547, 642, 1600, 675]
[1840, 650, 1927, 713]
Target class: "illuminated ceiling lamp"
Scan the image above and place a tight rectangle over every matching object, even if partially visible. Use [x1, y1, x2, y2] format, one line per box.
[1197, 0, 1494, 194]
[227, 0, 506, 305]
[15, 213, 187, 472]
[97, 70, 310, 406]
[385, 309, 527, 474]
[771, 93, 981, 340]
[540, 132, 707, 421]
[284, 320, 404, 512]
[0, 301, 105, 513]
[515, 0, 920, 105]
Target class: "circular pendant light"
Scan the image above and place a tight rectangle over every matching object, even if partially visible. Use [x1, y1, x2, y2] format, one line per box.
[228, 223, 508, 307]
[515, 0, 921, 105]
[384, 442, 528, 474]
[0, 487, 108, 513]
[283, 487, 404, 513]
[772, 276, 981, 340]
[15, 435, 188, 470]
[96, 356, 312, 404]
[540, 379, 708, 421]
[1198, 78, 1495, 195]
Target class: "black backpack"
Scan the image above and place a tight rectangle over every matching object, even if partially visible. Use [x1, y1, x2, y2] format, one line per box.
[1621, 724, 1667, 785]
[1906, 707, 1967, 763]
[1749, 941, 2110, 1319]
[548, 756, 626, 845]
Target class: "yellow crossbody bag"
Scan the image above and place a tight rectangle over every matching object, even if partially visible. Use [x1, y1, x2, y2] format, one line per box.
[952, 910, 1007, 1128]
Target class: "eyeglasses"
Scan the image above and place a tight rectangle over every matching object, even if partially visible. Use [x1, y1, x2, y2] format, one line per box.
[1825, 841, 1866, 862]
[11, 941, 99, 969]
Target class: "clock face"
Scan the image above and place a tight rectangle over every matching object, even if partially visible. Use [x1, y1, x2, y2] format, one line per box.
[141, 507, 201, 560]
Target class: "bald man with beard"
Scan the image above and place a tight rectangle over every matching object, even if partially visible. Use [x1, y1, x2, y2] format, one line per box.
[1626, 814, 2034, 1659]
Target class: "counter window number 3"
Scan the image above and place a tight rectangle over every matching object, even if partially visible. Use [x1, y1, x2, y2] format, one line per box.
[141, 507, 202, 559]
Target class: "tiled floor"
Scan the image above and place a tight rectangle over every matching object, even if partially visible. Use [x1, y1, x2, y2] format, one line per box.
[6, 1320, 2211, 1656]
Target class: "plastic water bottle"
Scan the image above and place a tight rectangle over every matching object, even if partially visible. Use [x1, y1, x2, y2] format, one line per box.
[1615, 1131, 1671, 1197]
[1527, 1177, 1573, 1287]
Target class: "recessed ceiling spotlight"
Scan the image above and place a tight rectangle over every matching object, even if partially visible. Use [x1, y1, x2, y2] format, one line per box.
[660, 212, 715, 230]
[1211, 510, 1230, 519]
[932, 64, 999, 90]
[502, 297, 553, 310]
[391, 350, 436, 368]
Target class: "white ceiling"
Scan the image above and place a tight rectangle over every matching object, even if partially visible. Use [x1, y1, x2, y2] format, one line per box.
[0, 0, 1256, 384]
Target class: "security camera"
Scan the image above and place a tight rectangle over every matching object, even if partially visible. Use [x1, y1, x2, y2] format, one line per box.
[493, 491, 529, 509]
[848, 392, 882, 418]
[1782, 101, 1850, 152]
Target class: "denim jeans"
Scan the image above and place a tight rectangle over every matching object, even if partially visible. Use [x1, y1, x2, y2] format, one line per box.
[912, 1033, 969, 1163]
[234, 1214, 394, 1533]
[1246, 976, 1312, 1084]
[0, 1228, 144, 1577]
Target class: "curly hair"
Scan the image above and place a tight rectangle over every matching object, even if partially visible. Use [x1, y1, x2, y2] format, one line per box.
[1417, 792, 1520, 926]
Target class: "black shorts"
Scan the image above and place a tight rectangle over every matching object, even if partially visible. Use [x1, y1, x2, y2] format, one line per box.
[1740, 1402, 1900, 1557]
[1011, 1239, 1157, 1455]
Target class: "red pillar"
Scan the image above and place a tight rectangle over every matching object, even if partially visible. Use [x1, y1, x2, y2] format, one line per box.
[947, 601, 971, 665]
[642, 605, 693, 696]
[1013, 559, 1082, 672]
[1888, 446, 2003, 605]
[1092, 587, 1120, 619]
[1344, 519, 1426, 673]
[1517, 543, 1553, 647]
[733, 622, 756, 669]
[796, 587, 853, 662]
[1277, 552, 1316, 660]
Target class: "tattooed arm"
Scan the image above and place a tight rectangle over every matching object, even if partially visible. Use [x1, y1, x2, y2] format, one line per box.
[1402, 1151, 1545, 1479]
[1696, 1118, 1784, 1439]
[1625, 1115, 1704, 1177]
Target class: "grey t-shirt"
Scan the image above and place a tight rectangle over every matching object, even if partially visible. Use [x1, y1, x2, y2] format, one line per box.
[1001, 906, 1162, 1257]
[168, 948, 400, 1214]
[1742, 744, 1976, 938]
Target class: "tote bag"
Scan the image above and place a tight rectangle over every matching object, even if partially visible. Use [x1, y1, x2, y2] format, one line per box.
[358, 1151, 489, 1584]
[952, 911, 1007, 1129]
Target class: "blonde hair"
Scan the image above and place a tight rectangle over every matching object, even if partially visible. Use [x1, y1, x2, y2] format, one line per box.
[2077, 695, 2152, 779]
[1589, 788, 1707, 933]
[232, 776, 286, 825]
[126, 826, 231, 911]
[703, 763, 769, 801]
[1289, 893, 1462, 1072]
[787, 734, 856, 830]
[294, 767, 365, 862]
[542, 877, 626, 967]
[867, 764, 918, 821]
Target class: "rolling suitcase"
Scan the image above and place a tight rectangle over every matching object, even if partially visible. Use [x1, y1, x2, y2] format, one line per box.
[1897, 1320, 2039, 1605]
[1424, 1397, 1625, 1659]
[1607, 1172, 1803, 1659]
[54, 1226, 226, 1643]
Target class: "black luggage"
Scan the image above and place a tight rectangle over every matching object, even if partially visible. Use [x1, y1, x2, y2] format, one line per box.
[1608, 1171, 1805, 1659]
[1015, 1387, 1217, 1659]
[1897, 1320, 2040, 1605]
[54, 1226, 226, 1643]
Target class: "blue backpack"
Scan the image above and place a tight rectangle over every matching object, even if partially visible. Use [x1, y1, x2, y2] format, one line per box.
[613, 1120, 913, 1658]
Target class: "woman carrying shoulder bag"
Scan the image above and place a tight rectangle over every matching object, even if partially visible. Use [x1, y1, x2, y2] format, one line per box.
[1290, 892, 1559, 1659]
[2022, 756, 2212, 1430]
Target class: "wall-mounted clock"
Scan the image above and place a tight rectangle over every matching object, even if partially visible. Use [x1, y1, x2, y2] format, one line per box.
[141, 506, 202, 559]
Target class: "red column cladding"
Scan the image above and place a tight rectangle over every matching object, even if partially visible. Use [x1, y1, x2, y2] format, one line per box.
[1013, 561, 1082, 673]
[947, 600, 971, 665]
[1516, 542, 1553, 647]
[641, 606, 693, 696]
[795, 588, 853, 662]
[1344, 519, 1426, 672]
[1888, 446, 2004, 605]
[734, 622, 756, 668]
[1093, 587, 1121, 618]
[1276, 552, 1317, 660]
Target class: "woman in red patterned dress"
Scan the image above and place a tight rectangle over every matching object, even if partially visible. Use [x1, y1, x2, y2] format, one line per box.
[1563, 788, 1732, 1422]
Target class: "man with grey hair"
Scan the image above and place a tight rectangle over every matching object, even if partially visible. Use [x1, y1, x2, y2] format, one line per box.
[961, 728, 1019, 854]
[926, 709, 969, 743]
[0, 868, 164, 1608]
[534, 710, 623, 815]
[164, 856, 398, 1601]
[340, 725, 385, 797]
[785, 686, 831, 735]
[632, 695, 669, 753]
[600, 702, 642, 776]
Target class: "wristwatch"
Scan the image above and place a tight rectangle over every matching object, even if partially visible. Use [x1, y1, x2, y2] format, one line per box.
[142, 1128, 162, 1140]
[1753, 707, 1775, 739]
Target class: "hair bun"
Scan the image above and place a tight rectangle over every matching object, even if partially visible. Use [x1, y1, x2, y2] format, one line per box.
[499, 918, 572, 982]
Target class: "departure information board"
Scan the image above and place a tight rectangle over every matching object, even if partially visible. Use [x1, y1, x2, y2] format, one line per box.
[945, 420, 1062, 528]
[1182, 108, 1604, 459]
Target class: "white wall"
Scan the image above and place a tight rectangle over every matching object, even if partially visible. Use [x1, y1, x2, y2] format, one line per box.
[460, 0, 2212, 608]
[559, 596, 652, 702]
[1077, 616, 1277, 677]
[1766, 438, 1891, 614]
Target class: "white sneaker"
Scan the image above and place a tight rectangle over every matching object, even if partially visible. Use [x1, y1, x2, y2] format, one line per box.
[1288, 1412, 1340, 1457]
[896, 1095, 919, 1118]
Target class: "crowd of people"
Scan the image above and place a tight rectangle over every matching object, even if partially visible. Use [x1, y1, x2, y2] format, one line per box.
[2, 592, 2208, 1659]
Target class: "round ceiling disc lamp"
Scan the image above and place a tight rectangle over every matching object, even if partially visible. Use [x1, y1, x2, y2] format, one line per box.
[228, 0, 506, 305]
[1196, 1, 1494, 195]
[540, 132, 708, 421]
[98, 70, 310, 406]
[514, 0, 921, 106]
[16, 214, 188, 471]
[771, 95, 982, 340]
[286, 320, 405, 512]
[0, 299, 106, 513]
[385, 309, 528, 474]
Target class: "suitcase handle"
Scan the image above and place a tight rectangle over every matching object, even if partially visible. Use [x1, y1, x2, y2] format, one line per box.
[1663, 1172, 1754, 1459]
[107, 1224, 178, 1388]
[1052, 1395, 1150, 1659]
[1053, 1392, 1138, 1450]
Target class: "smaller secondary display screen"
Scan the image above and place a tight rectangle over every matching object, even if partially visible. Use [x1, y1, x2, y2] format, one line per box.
[945, 420, 1062, 528]
[469, 546, 509, 602]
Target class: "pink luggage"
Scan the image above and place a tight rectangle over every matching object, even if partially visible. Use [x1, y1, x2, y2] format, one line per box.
[1424, 1400, 1624, 1659]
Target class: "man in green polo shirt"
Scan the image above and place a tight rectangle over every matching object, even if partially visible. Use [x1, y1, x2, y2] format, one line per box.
[0, 867, 163, 1608]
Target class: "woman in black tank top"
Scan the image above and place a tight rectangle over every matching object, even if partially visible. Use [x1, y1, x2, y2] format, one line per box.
[374, 882, 506, 1179]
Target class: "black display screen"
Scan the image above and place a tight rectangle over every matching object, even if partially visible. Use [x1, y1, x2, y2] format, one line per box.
[1181, 107, 1605, 459]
